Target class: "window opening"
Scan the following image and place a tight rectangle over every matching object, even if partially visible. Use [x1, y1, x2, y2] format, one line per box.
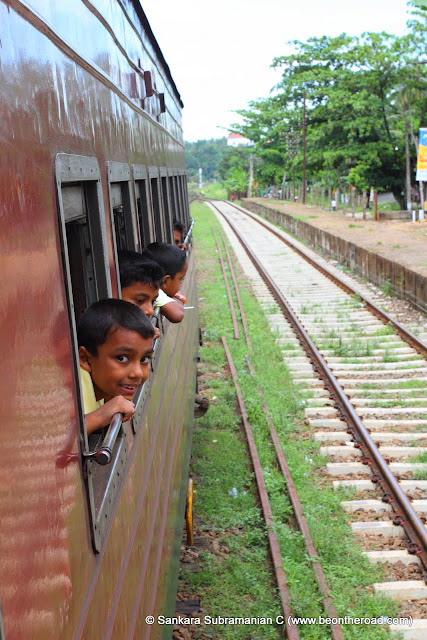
[172, 174, 183, 224]
[150, 173, 164, 241]
[161, 171, 173, 243]
[56, 155, 132, 554]
[133, 165, 154, 248]
[108, 163, 136, 256]
[182, 173, 190, 227]
[168, 173, 177, 223]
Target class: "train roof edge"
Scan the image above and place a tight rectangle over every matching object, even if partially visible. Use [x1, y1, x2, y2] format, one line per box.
[131, 0, 184, 109]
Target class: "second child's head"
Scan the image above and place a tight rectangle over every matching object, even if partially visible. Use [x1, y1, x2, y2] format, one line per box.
[77, 299, 154, 402]
[173, 220, 184, 247]
[141, 241, 188, 298]
[118, 249, 164, 317]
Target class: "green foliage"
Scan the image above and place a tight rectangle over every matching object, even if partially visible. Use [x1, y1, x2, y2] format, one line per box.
[227, 10, 427, 202]
[185, 137, 228, 182]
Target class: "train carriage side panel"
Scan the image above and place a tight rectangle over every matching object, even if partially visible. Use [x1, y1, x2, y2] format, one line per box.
[0, 2, 195, 638]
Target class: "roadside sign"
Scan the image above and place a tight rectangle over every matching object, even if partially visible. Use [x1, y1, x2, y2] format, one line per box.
[416, 128, 427, 181]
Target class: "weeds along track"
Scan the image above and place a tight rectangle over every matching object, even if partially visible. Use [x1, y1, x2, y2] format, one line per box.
[207, 198, 427, 639]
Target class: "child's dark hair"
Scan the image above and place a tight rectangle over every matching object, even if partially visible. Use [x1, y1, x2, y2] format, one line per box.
[118, 249, 164, 289]
[77, 299, 154, 355]
[173, 219, 184, 234]
[141, 241, 187, 278]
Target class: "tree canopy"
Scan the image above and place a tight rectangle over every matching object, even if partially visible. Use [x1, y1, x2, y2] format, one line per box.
[185, 138, 228, 182]
[226, 5, 427, 205]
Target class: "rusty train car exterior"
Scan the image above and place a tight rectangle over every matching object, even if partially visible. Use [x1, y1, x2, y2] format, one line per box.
[0, 1, 198, 638]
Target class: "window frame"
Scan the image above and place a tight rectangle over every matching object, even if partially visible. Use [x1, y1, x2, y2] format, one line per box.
[177, 171, 190, 228]
[107, 162, 137, 295]
[133, 164, 155, 249]
[160, 167, 173, 243]
[148, 166, 165, 241]
[55, 154, 130, 554]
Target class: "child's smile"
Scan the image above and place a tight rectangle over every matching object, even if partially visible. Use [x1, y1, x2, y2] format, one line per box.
[80, 327, 154, 402]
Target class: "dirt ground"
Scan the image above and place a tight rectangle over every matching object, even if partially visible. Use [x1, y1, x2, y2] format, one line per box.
[249, 198, 427, 278]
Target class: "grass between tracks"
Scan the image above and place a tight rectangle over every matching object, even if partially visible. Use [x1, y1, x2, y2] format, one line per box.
[179, 201, 400, 640]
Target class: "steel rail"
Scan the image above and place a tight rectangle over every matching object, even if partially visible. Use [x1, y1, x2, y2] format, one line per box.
[212, 229, 240, 339]
[216, 213, 343, 638]
[245, 354, 345, 640]
[219, 230, 252, 351]
[214, 208, 342, 637]
[222, 200, 427, 356]
[222, 336, 299, 640]
[212, 201, 427, 576]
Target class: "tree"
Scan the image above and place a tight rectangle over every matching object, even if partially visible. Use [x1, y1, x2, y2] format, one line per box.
[185, 138, 228, 182]
[227, 19, 427, 208]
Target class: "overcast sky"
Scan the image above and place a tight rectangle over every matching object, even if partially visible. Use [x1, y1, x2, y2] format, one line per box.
[142, 0, 411, 142]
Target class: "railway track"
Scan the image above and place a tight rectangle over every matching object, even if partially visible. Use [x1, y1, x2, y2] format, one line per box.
[207, 198, 427, 639]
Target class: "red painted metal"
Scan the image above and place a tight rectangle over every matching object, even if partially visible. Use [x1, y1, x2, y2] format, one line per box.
[0, 3, 196, 639]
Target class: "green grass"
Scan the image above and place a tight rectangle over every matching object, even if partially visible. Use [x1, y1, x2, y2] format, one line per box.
[181, 200, 399, 639]
[189, 181, 227, 199]
[348, 224, 364, 228]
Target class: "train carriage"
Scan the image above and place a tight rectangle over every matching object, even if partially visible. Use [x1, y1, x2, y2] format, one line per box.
[0, 1, 197, 638]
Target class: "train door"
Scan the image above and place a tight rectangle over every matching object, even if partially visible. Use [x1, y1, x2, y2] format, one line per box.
[133, 164, 154, 249]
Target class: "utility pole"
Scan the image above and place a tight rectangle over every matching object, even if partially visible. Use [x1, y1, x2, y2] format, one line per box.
[248, 154, 254, 198]
[198, 168, 203, 189]
[302, 91, 307, 205]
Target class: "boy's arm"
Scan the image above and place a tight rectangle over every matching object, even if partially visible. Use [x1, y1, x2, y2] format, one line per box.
[160, 299, 184, 323]
[85, 395, 135, 435]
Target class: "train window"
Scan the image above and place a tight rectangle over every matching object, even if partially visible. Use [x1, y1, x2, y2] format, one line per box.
[160, 168, 173, 243]
[107, 163, 137, 275]
[56, 155, 133, 554]
[177, 173, 188, 227]
[133, 164, 154, 248]
[171, 174, 183, 224]
[184, 174, 191, 228]
[168, 171, 177, 224]
[55, 155, 111, 325]
[149, 167, 165, 241]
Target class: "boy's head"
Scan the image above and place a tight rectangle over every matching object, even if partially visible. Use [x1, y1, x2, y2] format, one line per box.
[141, 241, 188, 298]
[78, 299, 154, 402]
[173, 220, 184, 247]
[118, 249, 164, 317]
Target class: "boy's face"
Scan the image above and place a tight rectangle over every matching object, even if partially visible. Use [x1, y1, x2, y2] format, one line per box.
[173, 229, 182, 246]
[121, 281, 159, 317]
[79, 327, 154, 402]
[162, 262, 188, 298]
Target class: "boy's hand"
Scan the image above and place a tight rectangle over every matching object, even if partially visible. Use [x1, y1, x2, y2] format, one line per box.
[153, 326, 160, 340]
[85, 395, 135, 435]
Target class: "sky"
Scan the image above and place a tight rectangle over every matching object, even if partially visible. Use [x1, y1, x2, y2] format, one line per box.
[142, 0, 411, 142]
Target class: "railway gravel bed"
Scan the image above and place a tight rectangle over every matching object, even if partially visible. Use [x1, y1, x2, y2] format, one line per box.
[208, 199, 427, 639]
